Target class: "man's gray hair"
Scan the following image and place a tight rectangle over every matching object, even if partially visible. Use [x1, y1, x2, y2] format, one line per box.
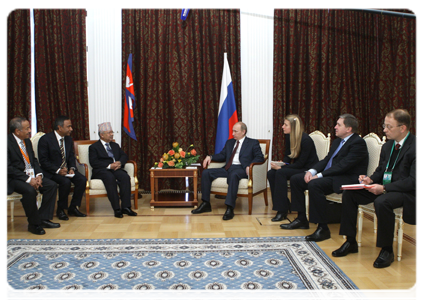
[9, 117, 27, 134]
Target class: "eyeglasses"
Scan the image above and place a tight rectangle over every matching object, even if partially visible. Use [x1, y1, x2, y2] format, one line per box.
[382, 124, 403, 130]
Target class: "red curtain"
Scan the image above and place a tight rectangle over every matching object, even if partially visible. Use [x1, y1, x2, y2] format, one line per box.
[122, 9, 241, 190]
[272, 9, 416, 160]
[7, 10, 31, 126]
[33, 9, 89, 140]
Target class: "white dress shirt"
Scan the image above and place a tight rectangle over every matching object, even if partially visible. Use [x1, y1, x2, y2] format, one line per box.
[12, 133, 43, 182]
[231, 136, 246, 166]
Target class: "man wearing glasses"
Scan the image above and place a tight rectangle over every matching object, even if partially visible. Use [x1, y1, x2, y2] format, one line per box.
[332, 109, 415, 268]
[89, 122, 137, 218]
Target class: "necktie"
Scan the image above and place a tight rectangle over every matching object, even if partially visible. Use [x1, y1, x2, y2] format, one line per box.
[324, 139, 345, 171]
[225, 141, 240, 171]
[60, 138, 67, 168]
[19, 140, 32, 170]
[105, 143, 114, 159]
[395, 143, 401, 151]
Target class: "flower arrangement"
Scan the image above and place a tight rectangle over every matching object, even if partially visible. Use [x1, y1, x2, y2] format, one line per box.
[154, 142, 200, 169]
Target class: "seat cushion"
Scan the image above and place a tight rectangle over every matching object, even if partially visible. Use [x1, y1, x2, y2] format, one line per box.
[210, 178, 249, 194]
[90, 177, 135, 190]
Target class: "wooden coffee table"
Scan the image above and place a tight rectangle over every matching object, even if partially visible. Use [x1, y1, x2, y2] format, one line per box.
[149, 167, 199, 209]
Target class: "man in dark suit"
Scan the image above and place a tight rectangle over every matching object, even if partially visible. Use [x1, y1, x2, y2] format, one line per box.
[282, 114, 369, 242]
[332, 109, 415, 268]
[8, 117, 59, 235]
[88, 122, 137, 218]
[192, 122, 264, 220]
[38, 116, 87, 220]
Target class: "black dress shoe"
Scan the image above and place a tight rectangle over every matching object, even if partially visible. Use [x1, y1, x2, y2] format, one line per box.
[122, 207, 137, 216]
[222, 206, 235, 220]
[68, 206, 87, 217]
[332, 241, 358, 257]
[40, 220, 61, 228]
[28, 224, 46, 235]
[114, 209, 123, 218]
[191, 201, 212, 214]
[271, 211, 288, 222]
[56, 208, 69, 221]
[305, 227, 331, 242]
[373, 249, 394, 268]
[280, 218, 309, 229]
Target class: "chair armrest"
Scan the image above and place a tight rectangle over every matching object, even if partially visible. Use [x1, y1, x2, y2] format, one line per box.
[248, 157, 269, 192]
[124, 160, 136, 177]
[205, 160, 226, 169]
[75, 159, 89, 179]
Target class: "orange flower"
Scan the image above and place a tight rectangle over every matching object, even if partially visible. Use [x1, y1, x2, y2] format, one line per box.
[174, 153, 180, 159]
[168, 160, 175, 167]
[168, 150, 175, 156]
[158, 162, 163, 168]
[163, 153, 169, 160]
[180, 151, 186, 158]
[160, 158, 164, 162]
[172, 142, 179, 148]
[190, 149, 197, 156]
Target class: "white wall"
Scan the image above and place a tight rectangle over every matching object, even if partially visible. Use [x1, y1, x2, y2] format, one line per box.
[86, 9, 122, 144]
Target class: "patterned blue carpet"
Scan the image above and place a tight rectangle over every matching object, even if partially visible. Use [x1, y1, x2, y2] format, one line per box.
[7, 236, 357, 290]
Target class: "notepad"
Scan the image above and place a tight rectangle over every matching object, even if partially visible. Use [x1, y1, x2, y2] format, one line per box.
[340, 184, 372, 190]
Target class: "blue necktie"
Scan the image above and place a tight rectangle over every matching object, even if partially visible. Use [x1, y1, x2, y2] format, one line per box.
[324, 139, 345, 170]
[105, 143, 114, 159]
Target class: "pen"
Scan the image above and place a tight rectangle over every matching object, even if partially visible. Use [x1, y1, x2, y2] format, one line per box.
[360, 175, 366, 184]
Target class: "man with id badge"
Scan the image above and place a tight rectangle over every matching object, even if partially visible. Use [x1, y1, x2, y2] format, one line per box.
[8, 117, 59, 235]
[332, 109, 415, 268]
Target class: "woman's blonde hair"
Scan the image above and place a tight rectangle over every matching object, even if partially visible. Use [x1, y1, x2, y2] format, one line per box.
[285, 114, 304, 159]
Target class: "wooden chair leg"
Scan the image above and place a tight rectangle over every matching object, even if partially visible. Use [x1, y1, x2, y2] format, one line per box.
[304, 190, 309, 219]
[134, 189, 139, 209]
[263, 189, 268, 206]
[85, 193, 90, 215]
[357, 208, 363, 247]
[11, 201, 14, 222]
[248, 194, 253, 215]
[397, 218, 404, 262]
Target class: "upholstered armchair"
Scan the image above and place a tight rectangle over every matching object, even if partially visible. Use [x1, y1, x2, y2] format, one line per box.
[73, 140, 139, 215]
[206, 139, 270, 215]
[304, 131, 331, 218]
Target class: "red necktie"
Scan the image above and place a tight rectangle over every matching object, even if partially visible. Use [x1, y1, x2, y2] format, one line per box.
[225, 141, 240, 171]
[395, 143, 401, 150]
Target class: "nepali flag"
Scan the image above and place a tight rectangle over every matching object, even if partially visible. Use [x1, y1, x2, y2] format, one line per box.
[215, 53, 238, 154]
[123, 53, 137, 140]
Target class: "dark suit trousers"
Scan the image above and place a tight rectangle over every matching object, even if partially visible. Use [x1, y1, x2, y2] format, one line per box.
[92, 169, 131, 210]
[11, 178, 57, 225]
[340, 189, 405, 248]
[267, 168, 305, 212]
[290, 173, 335, 224]
[50, 171, 87, 209]
[201, 165, 247, 208]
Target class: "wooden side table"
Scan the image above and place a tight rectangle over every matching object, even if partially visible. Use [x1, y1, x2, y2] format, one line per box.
[149, 168, 199, 209]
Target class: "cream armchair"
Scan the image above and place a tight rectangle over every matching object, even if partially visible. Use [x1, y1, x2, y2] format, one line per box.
[73, 140, 139, 215]
[304, 131, 331, 218]
[206, 139, 270, 215]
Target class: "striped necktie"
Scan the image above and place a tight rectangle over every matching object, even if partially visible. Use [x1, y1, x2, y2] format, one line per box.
[225, 141, 240, 171]
[19, 140, 32, 170]
[60, 138, 67, 168]
[105, 143, 114, 158]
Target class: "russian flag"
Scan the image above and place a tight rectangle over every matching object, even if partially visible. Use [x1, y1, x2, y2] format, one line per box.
[215, 53, 238, 154]
[123, 53, 137, 140]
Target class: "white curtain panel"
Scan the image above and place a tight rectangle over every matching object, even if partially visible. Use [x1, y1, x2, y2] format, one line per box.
[240, 11, 274, 164]
[86, 9, 122, 144]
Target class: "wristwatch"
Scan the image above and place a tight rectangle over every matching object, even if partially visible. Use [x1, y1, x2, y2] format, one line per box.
[382, 185, 387, 194]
